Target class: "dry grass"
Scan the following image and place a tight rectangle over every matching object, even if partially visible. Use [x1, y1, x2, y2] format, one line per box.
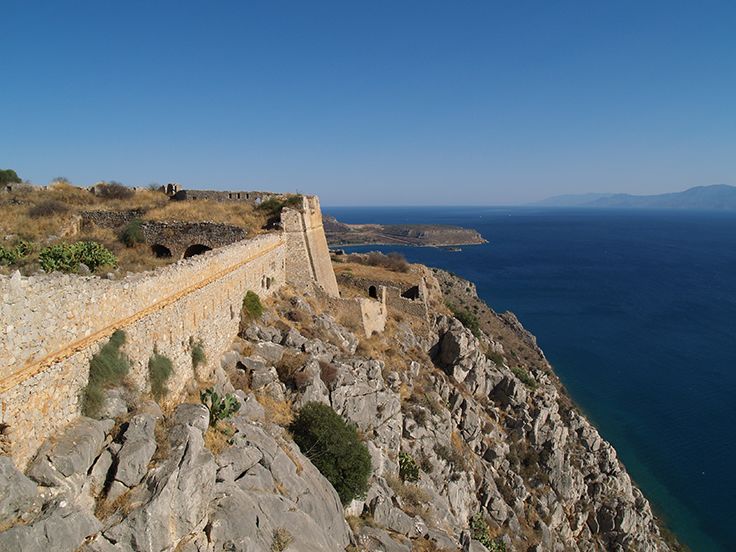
[204, 422, 234, 455]
[143, 200, 268, 234]
[281, 443, 304, 474]
[412, 539, 455, 552]
[0, 183, 271, 275]
[256, 393, 294, 426]
[333, 261, 417, 285]
[385, 474, 431, 517]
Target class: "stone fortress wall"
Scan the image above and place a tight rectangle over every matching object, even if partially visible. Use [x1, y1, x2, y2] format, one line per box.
[0, 234, 287, 467]
[0, 191, 384, 468]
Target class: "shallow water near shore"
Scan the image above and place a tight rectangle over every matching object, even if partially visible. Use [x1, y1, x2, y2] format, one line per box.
[325, 205, 736, 552]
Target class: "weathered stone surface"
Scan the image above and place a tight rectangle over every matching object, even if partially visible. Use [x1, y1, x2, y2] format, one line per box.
[0, 457, 38, 524]
[103, 426, 216, 551]
[0, 500, 101, 552]
[27, 417, 114, 487]
[113, 414, 157, 488]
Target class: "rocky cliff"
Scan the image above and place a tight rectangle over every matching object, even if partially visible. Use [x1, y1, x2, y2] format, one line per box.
[0, 263, 680, 551]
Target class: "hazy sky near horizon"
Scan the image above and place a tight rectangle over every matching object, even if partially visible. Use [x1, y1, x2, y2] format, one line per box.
[2, 1, 735, 205]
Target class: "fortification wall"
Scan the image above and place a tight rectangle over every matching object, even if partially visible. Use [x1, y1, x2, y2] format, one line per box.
[0, 234, 286, 467]
[282, 196, 339, 297]
[140, 221, 247, 259]
[316, 288, 386, 338]
[335, 273, 429, 320]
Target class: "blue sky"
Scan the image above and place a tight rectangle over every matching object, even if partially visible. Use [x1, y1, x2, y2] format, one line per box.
[2, 1, 734, 205]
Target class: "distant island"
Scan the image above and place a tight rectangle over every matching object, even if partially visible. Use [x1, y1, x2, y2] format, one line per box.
[535, 184, 736, 210]
[324, 215, 486, 247]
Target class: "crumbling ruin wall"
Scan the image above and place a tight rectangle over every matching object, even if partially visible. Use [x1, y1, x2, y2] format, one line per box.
[316, 288, 387, 338]
[0, 234, 286, 467]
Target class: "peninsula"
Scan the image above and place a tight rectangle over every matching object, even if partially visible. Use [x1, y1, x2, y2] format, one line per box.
[324, 215, 487, 247]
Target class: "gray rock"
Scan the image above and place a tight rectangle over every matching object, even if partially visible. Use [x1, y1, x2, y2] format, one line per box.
[103, 426, 216, 551]
[251, 341, 285, 364]
[27, 417, 114, 487]
[0, 457, 38, 524]
[233, 391, 265, 422]
[282, 327, 308, 349]
[113, 414, 157, 487]
[0, 500, 101, 552]
[97, 388, 128, 419]
[172, 403, 210, 434]
[356, 526, 412, 552]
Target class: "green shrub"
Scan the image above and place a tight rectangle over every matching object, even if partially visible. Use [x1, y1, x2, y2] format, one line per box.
[0, 240, 33, 266]
[148, 353, 174, 400]
[485, 350, 505, 366]
[0, 169, 21, 185]
[82, 330, 129, 417]
[191, 341, 206, 368]
[470, 513, 505, 550]
[256, 195, 303, 217]
[120, 219, 145, 247]
[511, 366, 537, 389]
[290, 402, 371, 504]
[242, 290, 264, 320]
[28, 200, 69, 218]
[399, 452, 420, 483]
[39, 241, 117, 273]
[447, 303, 481, 337]
[201, 388, 241, 424]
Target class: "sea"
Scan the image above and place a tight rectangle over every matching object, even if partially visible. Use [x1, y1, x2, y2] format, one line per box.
[323, 206, 736, 552]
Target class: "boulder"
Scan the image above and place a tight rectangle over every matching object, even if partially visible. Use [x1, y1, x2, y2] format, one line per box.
[113, 414, 157, 488]
[27, 417, 114, 487]
[0, 457, 38, 524]
[0, 500, 101, 552]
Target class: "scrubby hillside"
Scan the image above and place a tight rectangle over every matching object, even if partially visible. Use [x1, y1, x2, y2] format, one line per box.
[0, 261, 681, 551]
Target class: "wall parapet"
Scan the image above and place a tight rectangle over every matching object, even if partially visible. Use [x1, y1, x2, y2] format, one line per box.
[0, 233, 284, 389]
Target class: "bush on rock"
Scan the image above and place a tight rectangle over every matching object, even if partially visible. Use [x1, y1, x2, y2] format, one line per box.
[290, 402, 371, 504]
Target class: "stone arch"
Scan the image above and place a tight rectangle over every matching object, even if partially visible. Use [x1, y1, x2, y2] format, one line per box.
[183, 244, 212, 258]
[368, 285, 378, 299]
[151, 244, 172, 258]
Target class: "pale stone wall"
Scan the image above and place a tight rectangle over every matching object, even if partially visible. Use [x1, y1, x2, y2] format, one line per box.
[0, 192, 341, 468]
[0, 234, 286, 467]
[282, 196, 339, 297]
[317, 288, 387, 338]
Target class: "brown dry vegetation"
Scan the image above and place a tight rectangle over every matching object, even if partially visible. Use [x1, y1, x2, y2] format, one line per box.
[332, 259, 418, 286]
[0, 182, 275, 276]
[143, 200, 268, 234]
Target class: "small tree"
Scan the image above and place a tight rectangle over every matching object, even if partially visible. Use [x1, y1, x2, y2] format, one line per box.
[0, 169, 21, 185]
[290, 402, 371, 504]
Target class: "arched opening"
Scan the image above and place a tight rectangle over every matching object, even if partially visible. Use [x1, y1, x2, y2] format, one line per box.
[368, 285, 378, 299]
[183, 244, 212, 258]
[401, 286, 420, 300]
[266, 277, 273, 290]
[151, 244, 172, 258]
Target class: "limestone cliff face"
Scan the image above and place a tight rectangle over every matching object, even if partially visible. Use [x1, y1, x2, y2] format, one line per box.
[0, 264, 679, 551]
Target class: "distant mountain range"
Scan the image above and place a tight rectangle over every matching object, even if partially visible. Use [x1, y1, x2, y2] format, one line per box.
[534, 184, 736, 210]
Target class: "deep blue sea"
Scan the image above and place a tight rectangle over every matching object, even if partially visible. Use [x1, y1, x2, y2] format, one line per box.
[324, 206, 736, 552]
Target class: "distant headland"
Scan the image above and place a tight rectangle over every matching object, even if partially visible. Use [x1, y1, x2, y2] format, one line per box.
[535, 184, 736, 210]
[324, 215, 487, 247]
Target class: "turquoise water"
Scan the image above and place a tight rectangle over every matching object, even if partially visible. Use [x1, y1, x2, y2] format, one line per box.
[325, 206, 736, 552]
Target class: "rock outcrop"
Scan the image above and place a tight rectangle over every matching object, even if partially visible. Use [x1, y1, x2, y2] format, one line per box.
[0, 264, 680, 551]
